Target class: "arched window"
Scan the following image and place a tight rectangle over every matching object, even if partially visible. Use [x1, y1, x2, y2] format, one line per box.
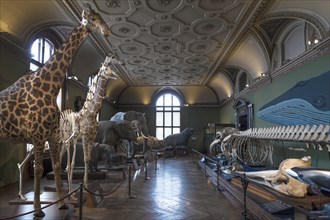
[155, 92, 181, 139]
[30, 37, 55, 71]
[29, 36, 62, 110]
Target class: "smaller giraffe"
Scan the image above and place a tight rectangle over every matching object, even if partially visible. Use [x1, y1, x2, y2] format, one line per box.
[60, 55, 118, 193]
[59, 109, 79, 199]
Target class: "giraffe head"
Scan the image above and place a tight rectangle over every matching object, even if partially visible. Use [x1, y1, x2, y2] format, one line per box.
[99, 55, 119, 80]
[82, 8, 110, 37]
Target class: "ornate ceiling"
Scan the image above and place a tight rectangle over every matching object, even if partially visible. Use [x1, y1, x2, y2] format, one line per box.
[68, 0, 269, 86]
[1, 0, 329, 105]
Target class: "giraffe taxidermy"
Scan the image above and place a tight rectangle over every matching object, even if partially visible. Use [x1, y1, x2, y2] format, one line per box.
[0, 9, 110, 217]
[59, 55, 118, 199]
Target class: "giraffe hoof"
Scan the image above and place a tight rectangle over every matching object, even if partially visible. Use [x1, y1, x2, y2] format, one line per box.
[34, 210, 45, 217]
[59, 204, 69, 209]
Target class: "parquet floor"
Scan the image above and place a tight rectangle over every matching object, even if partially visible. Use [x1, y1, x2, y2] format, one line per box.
[0, 155, 243, 220]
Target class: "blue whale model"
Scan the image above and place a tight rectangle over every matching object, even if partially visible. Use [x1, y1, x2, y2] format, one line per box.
[286, 167, 330, 196]
[257, 71, 330, 126]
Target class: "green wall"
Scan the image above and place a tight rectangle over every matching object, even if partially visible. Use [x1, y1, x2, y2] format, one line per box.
[218, 54, 330, 169]
[247, 55, 330, 128]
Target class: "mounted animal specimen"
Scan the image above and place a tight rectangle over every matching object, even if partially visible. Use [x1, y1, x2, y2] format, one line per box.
[110, 111, 149, 158]
[59, 55, 117, 197]
[237, 156, 312, 197]
[0, 8, 110, 217]
[92, 120, 139, 169]
[286, 167, 330, 196]
[164, 127, 195, 147]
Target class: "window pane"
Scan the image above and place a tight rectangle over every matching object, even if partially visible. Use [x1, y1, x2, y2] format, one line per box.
[173, 96, 180, 106]
[156, 112, 163, 126]
[164, 128, 172, 138]
[44, 40, 54, 63]
[156, 107, 163, 111]
[156, 96, 163, 106]
[173, 127, 180, 134]
[173, 112, 180, 126]
[30, 63, 39, 71]
[156, 128, 163, 140]
[173, 107, 180, 111]
[31, 39, 41, 62]
[164, 94, 172, 106]
[164, 107, 171, 111]
[164, 112, 172, 126]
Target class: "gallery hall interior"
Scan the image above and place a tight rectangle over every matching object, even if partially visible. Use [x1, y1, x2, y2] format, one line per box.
[0, 0, 329, 219]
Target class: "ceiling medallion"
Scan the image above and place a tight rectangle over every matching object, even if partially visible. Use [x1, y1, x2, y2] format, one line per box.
[105, 0, 120, 8]
[185, 56, 207, 65]
[160, 25, 172, 33]
[127, 46, 137, 52]
[162, 45, 171, 51]
[211, 0, 226, 3]
[156, 57, 176, 65]
[196, 44, 207, 50]
[119, 27, 130, 34]
[203, 23, 215, 32]
[158, 0, 171, 7]
[132, 0, 142, 6]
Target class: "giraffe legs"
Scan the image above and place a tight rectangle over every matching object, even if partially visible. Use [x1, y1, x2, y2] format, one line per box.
[48, 137, 69, 212]
[83, 139, 93, 186]
[17, 148, 34, 200]
[33, 143, 45, 217]
[68, 139, 78, 200]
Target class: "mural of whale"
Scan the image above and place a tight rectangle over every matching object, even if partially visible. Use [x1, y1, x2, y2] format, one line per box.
[257, 71, 330, 126]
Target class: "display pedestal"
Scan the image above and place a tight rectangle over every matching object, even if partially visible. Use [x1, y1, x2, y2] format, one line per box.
[44, 182, 79, 192]
[85, 182, 104, 208]
[8, 191, 76, 205]
[46, 170, 106, 180]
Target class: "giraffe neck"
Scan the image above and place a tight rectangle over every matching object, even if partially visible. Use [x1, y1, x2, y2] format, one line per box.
[80, 73, 109, 117]
[34, 25, 90, 97]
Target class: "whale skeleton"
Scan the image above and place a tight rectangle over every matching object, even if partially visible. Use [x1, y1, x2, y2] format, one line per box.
[236, 124, 329, 145]
[214, 124, 329, 197]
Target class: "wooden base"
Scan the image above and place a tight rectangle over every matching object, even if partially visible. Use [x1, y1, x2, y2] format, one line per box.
[44, 182, 79, 192]
[231, 178, 330, 211]
[46, 170, 106, 180]
[8, 191, 76, 205]
[85, 182, 104, 208]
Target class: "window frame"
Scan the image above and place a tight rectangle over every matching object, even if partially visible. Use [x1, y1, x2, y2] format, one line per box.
[155, 91, 182, 139]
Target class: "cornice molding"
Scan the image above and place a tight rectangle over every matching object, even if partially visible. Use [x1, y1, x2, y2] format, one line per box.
[0, 33, 30, 64]
[235, 37, 330, 97]
[203, 0, 272, 85]
[261, 11, 329, 39]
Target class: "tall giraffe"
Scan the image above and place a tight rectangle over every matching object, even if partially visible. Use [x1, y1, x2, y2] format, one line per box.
[0, 8, 110, 217]
[60, 55, 117, 197]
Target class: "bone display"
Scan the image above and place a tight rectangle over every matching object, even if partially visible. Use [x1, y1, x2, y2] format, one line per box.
[286, 167, 330, 196]
[237, 157, 312, 197]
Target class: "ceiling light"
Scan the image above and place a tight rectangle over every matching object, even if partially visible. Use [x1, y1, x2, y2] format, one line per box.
[308, 30, 319, 46]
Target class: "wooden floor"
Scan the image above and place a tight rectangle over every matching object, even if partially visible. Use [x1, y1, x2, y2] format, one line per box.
[0, 156, 243, 220]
